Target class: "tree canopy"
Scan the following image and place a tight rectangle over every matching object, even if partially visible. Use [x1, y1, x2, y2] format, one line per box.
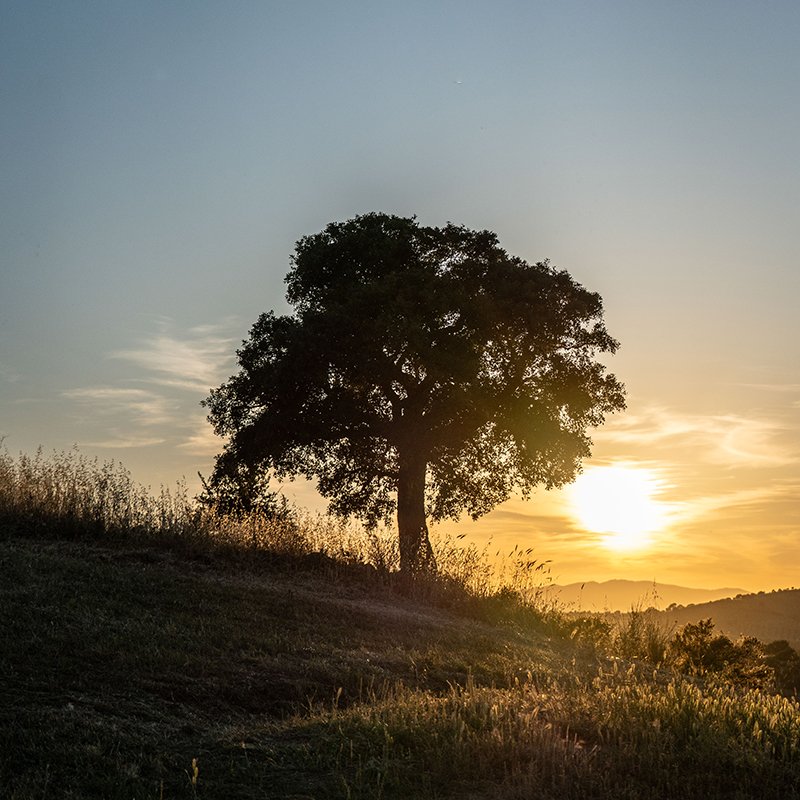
[204, 213, 625, 576]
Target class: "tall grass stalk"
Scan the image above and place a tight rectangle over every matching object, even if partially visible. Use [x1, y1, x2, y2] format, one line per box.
[322, 667, 800, 798]
[5, 447, 800, 798]
[0, 447, 556, 613]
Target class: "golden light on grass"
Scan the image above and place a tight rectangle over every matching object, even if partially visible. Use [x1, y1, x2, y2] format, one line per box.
[567, 464, 669, 551]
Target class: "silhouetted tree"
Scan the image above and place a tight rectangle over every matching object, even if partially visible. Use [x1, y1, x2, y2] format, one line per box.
[204, 213, 625, 577]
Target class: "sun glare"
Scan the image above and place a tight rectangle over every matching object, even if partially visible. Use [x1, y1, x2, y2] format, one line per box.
[567, 465, 669, 551]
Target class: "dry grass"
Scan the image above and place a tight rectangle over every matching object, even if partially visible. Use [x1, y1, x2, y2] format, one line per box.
[3, 446, 800, 798]
[0, 446, 559, 610]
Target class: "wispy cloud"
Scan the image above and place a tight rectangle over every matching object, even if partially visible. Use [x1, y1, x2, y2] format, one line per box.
[63, 387, 175, 427]
[63, 318, 239, 454]
[668, 481, 799, 527]
[82, 433, 168, 449]
[178, 414, 223, 456]
[111, 321, 237, 393]
[597, 405, 797, 467]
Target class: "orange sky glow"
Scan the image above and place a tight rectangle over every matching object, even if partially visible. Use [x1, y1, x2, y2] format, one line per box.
[2, 3, 798, 592]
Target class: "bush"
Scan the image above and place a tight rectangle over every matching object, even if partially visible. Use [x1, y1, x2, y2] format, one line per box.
[668, 619, 774, 689]
[764, 640, 800, 697]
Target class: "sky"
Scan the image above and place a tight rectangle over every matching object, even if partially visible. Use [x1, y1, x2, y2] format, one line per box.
[2, 1, 799, 591]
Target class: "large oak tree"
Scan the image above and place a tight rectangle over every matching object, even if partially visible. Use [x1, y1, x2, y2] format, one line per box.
[204, 213, 625, 576]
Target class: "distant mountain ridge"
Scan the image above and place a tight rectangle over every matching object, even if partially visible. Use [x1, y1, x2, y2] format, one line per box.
[656, 588, 800, 651]
[547, 580, 747, 612]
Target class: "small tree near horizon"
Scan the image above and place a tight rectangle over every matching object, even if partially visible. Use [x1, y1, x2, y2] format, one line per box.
[204, 213, 625, 578]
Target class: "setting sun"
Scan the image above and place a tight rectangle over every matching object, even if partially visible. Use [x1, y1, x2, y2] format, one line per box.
[568, 465, 668, 550]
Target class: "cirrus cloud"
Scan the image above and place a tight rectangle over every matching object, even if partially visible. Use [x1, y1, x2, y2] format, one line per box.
[596, 405, 798, 468]
[111, 320, 237, 393]
[63, 318, 239, 452]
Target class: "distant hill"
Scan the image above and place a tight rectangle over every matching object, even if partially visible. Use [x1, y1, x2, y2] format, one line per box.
[655, 589, 800, 650]
[546, 580, 746, 612]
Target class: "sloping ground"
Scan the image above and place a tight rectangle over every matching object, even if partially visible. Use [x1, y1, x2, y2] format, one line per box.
[659, 590, 800, 649]
[0, 534, 560, 798]
[3, 533, 800, 799]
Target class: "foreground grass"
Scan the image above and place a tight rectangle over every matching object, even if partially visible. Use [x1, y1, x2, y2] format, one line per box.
[3, 534, 800, 799]
[0, 534, 561, 798]
[3, 447, 800, 798]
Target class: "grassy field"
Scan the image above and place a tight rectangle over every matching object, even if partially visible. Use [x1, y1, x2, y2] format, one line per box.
[3, 448, 800, 798]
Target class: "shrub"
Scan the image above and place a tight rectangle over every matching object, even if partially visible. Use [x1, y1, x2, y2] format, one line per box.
[764, 640, 800, 697]
[668, 619, 774, 689]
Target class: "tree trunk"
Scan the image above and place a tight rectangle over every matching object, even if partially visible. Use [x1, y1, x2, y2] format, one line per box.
[396, 449, 436, 579]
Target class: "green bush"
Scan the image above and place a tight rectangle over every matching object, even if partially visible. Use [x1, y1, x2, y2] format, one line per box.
[764, 640, 800, 697]
[668, 619, 774, 689]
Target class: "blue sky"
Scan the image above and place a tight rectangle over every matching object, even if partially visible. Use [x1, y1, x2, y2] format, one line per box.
[2, 1, 799, 587]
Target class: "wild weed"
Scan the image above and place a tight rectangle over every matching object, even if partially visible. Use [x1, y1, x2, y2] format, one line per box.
[614, 604, 672, 664]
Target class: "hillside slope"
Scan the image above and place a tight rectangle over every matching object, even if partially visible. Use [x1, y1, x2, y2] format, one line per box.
[658, 589, 800, 649]
[0, 534, 562, 798]
[3, 532, 800, 799]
